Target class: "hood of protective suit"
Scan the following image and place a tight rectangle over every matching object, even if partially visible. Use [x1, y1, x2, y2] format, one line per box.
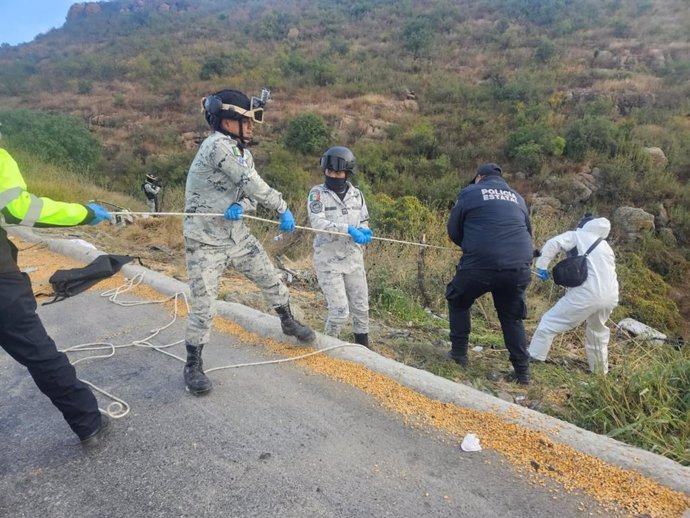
[579, 217, 611, 239]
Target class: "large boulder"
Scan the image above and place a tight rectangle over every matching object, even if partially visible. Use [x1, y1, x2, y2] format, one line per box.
[643, 147, 668, 167]
[613, 206, 655, 243]
[530, 195, 562, 217]
[592, 50, 616, 68]
[569, 178, 593, 204]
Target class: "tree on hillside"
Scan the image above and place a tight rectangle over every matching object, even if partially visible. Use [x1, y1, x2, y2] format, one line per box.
[284, 114, 331, 155]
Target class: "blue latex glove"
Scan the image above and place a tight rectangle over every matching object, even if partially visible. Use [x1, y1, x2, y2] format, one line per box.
[347, 225, 370, 245]
[278, 208, 295, 232]
[536, 268, 549, 281]
[86, 203, 111, 225]
[358, 227, 373, 244]
[224, 203, 243, 221]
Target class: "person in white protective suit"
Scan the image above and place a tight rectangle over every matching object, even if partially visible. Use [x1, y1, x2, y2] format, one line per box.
[528, 215, 619, 373]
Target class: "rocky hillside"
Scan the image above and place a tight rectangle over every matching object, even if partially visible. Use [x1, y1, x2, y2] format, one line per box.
[1, 0, 689, 332]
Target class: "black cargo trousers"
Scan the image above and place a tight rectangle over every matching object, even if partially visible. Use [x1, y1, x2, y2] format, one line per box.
[445, 268, 531, 374]
[0, 271, 101, 439]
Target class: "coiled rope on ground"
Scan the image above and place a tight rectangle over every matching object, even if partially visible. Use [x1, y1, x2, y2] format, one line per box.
[60, 272, 366, 419]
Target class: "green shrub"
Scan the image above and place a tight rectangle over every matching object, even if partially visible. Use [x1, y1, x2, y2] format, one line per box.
[199, 55, 228, 80]
[534, 37, 557, 63]
[616, 254, 683, 335]
[564, 116, 619, 160]
[505, 122, 564, 174]
[371, 194, 433, 240]
[401, 121, 438, 158]
[401, 19, 434, 56]
[77, 80, 93, 94]
[0, 109, 101, 173]
[262, 145, 313, 203]
[284, 113, 331, 155]
[504, 0, 565, 25]
[512, 142, 545, 174]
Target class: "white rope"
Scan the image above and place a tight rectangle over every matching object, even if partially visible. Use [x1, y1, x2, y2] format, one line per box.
[110, 211, 457, 251]
[59, 272, 365, 419]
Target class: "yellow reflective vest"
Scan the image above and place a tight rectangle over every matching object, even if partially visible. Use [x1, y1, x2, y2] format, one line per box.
[0, 148, 95, 273]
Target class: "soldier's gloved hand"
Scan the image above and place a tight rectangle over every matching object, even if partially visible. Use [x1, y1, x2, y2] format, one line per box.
[86, 203, 111, 225]
[536, 268, 549, 281]
[224, 203, 243, 221]
[278, 208, 295, 232]
[347, 225, 370, 245]
[360, 228, 374, 240]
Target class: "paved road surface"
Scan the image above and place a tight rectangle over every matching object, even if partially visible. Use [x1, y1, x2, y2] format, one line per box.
[0, 289, 613, 517]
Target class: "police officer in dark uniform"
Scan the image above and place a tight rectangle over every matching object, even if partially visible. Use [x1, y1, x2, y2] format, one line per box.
[445, 163, 534, 384]
[1, 146, 112, 445]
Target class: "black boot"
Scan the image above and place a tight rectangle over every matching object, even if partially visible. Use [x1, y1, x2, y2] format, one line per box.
[446, 350, 469, 368]
[353, 333, 370, 348]
[505, 369, 530, 385]
[275, 304, 316, 343]
[184, 343, 213, 395]
[80, 413, 112, 449]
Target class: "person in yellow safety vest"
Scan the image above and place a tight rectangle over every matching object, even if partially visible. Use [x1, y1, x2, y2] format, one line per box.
[0, 147, 113, 447]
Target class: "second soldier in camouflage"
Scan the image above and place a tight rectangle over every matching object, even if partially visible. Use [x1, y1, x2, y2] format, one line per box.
[308, 146, 373, 348]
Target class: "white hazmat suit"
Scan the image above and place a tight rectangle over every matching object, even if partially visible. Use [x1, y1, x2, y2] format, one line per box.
[528, 217, 619, 373]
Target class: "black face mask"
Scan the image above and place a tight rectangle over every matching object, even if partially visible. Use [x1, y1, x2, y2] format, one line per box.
[325, 176, 348, 193]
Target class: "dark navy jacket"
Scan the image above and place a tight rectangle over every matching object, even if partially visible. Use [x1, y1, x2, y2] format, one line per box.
[447, 176, 533, 270]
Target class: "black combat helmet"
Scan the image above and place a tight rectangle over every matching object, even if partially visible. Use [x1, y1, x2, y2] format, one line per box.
[202, 89, 255, 130]
[320, 146, 356, 174]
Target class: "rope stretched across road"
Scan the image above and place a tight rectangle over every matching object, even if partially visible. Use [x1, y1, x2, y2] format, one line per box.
[109, 211, 457, 251]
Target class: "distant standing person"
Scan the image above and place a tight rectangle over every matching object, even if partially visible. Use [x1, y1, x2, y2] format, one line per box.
[0, 146, 112, 446]
[307, 146, 372, 347]
[529, 215, 619, 374]
[142, 173, 161, 213]
[183, 88, 315, 396]
[446, 163, 534, 384]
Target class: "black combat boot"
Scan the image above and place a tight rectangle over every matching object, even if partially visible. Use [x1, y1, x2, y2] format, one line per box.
[275, 304, 316, 343]
[504, 368, 530, 385]
[184, 343, 213, 395]
[446, 350, 469, 368]
[80, 413, 112, 449]
[353, 333, 370, 348]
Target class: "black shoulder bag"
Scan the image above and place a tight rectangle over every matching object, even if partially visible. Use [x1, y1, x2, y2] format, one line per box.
[552, 238, 603, 288]
[44, 254, 139, 305]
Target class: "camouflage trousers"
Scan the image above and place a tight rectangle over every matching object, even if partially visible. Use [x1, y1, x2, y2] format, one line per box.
[315, 264, 369, 337]
[185, 235, 288, 346]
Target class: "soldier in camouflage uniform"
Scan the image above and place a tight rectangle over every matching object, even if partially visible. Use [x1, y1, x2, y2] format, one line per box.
[183, 89, 315, 395]
[308, 146, 373, 348]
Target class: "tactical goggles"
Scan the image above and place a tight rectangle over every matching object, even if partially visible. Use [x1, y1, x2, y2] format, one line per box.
[223, 102, 265, 124]
[320, 155, 356, 172]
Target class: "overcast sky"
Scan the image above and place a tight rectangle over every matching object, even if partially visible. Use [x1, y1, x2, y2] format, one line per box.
[0, 1, 109, 46]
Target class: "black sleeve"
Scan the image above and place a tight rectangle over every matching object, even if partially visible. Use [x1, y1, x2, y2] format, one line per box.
[447, 196, 464, 247]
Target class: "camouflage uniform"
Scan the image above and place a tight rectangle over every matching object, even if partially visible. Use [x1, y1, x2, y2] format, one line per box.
[184, 131, 289, 346]
[307, 182, 370, 337]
